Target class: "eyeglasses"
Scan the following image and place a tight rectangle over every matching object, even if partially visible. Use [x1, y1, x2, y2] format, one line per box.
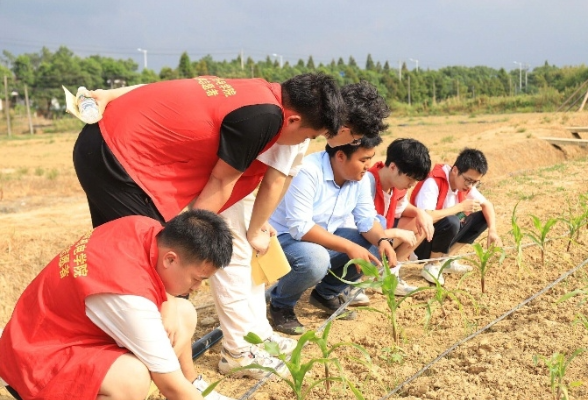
[460, 173, 482, 187]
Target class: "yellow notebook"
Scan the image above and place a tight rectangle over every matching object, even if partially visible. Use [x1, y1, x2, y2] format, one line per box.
[251, 235, 291, 285]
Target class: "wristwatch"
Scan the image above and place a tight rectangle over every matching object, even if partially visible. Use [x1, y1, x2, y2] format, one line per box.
[377, 237, 394, 246]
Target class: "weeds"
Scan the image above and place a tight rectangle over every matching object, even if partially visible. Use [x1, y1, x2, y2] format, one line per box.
[533, 350, 585, 400]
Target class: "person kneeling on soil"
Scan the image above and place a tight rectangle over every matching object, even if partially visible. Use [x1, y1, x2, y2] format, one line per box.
[0, 210, 236, 400]
[410, 148, 502, 285]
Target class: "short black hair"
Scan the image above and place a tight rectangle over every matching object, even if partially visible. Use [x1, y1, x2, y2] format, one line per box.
[385, 138, 431, 181]
[281, 73, 345, 138]
[341, 81, 390, 138]
[325, 135, 383, 159]
[453, 148, 488, 175]
[157, 209, 233, 269]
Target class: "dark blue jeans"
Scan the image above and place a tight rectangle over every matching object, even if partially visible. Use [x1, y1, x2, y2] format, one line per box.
[269, 228, 370, 309]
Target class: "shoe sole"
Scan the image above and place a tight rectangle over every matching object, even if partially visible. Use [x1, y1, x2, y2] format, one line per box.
[272, 324, 305, 336]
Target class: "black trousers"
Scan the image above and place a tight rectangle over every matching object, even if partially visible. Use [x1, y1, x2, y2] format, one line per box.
[73, 123, 165, 228]
[414, 211, 487, 259]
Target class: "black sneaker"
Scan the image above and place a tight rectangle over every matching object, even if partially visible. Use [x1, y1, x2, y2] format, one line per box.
[309, 289, 357, 320]
[269, 303, 305, 335]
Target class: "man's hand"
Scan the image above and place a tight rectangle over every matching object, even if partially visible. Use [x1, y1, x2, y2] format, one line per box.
[76, 88, 110, 117]
[160, 295, 180, 347]
[461, 199, 482, 214]
[247, 222, 275, 255]
[378, 239, 397, 267]
[487, 228, 502, 248]
[346, 242, 381, 272]
[415, 209, 434, 241]
[392, 229, 418, 247]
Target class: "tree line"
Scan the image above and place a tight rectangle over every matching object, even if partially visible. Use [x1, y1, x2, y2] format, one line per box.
[1, 46, 588, 117]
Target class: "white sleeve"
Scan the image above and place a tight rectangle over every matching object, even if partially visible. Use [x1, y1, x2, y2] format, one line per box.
[415, 178, 440, 210]
[85, 294, 180, 374]
[394, 195, 409, 218]
[256, 139, 310, 177]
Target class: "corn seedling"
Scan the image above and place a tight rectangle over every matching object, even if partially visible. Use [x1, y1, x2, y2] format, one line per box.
[525, 214, 560, 267]
[465, 243, 506, 293]
[339, 256, 430, 345]
[533, 349, 585, 400]
[204, 323, 371, 400]
[509, 202, 528, 276]
[561, 199, 588, 252]
[419, 258, 478, 329]
[557, 285, 588, 332]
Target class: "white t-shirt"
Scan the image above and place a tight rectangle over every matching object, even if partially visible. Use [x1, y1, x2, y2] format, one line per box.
[85, 294, 180, 374]
[415, 164, 486, 210]
[256, 139, 310, 177]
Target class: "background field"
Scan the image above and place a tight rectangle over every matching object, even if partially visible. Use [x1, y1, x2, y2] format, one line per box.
[1, 111, 588, 399]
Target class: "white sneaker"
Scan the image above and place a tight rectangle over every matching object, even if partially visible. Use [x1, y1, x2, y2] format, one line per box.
[262, 332, 297, 355]
[444, 260, 473, 274]
[421, 263, 445, 285]
[218, 346, 287, 379]
[345, 284, 370, 306]
[193, 375, 236, 400]
[395, 278, 418, 296]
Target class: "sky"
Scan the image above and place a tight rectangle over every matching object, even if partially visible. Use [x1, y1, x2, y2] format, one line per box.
[1, 0, 587, 74]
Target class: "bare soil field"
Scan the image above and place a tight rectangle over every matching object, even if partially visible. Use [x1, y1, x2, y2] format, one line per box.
[1, 112, 588, 400]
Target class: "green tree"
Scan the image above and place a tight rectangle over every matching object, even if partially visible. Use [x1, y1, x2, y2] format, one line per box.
[306, 56, 315, 70]
[366, 54, 375, 71]
[178, 52, 194, 78]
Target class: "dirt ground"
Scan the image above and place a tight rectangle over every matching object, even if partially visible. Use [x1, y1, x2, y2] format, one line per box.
[1, 112, 588, 400]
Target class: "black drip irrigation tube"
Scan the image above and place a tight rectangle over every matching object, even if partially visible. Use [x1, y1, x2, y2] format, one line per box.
[377, 255, 588, 399]
[233, 242, 587, 400]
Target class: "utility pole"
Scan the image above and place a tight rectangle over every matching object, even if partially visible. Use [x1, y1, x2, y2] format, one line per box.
[24, 85, 33, 135]
[137, 48, 148, 70]
[513, 61, 523, 93]
[524, 63, 529, 92]
[407, 75, 411, 105]
[3, 75, 11, 137]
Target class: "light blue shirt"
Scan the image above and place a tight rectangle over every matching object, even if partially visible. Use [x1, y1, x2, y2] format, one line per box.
[270, 151, 378, 240]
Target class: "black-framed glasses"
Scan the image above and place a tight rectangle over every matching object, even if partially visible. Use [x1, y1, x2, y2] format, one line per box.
[460, 173, 482, 187]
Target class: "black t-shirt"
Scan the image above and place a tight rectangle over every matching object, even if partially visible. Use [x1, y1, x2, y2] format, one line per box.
[218, 104, 283, 172]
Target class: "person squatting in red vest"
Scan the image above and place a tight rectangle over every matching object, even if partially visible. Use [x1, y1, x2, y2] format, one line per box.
[364, 138, 432, 297]
[0, 210, 236, 400]
[409, 148, 502, 285]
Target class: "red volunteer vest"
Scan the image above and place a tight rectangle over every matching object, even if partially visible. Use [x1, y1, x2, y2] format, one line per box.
[0, 216, 167, 400]
[99, 77, 283, 220]
[410, 164, 466, 209]
[369, 162, 407, 229]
